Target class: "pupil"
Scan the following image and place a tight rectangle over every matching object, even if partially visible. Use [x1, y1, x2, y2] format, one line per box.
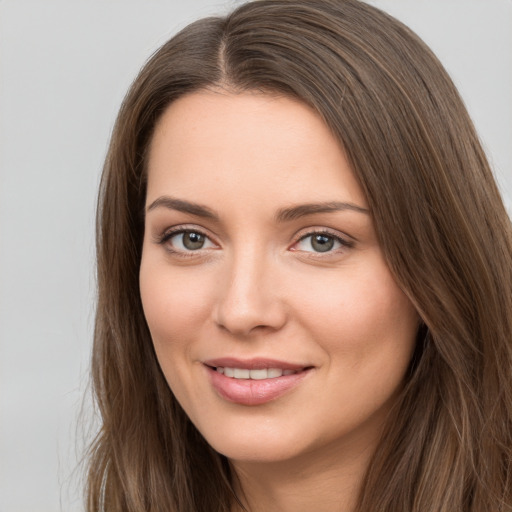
[183, 232, 204, 250]
[312, 234, 334, 252]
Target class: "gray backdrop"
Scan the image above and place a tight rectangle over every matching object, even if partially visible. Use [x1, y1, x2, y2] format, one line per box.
[1, 1, 511, 511]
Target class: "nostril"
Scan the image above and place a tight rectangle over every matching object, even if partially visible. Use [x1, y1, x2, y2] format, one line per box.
[216, 322, 281, 337]
[212, 270, 288, 336]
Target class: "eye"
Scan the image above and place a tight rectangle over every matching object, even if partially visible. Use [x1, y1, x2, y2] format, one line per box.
[294, 232, 350, 253]
[163, 229, 216, 251]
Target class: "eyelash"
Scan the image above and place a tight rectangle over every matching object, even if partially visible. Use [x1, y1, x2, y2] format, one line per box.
[155, 226, 216, 257]
[155, 226, 354, 257]
[293, 229, 354, 255]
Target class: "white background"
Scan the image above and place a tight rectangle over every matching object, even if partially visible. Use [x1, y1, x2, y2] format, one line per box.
[0, 1, 511, 511]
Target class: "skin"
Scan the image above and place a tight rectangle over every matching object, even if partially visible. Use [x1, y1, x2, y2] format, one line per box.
[140, 90, 419, 512]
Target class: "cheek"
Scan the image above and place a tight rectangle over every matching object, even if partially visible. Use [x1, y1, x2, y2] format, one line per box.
[139, 256, 215, 351]
[292, 260, 418, 366]
[139, 256, 219, 408]
[292, 264, 418, 435]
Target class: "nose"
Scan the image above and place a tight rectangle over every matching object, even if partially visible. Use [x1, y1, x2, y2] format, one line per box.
[213, 247, 288, 337]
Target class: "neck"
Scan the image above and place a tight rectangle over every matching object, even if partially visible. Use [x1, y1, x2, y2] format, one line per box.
[230, 433, 377, 512]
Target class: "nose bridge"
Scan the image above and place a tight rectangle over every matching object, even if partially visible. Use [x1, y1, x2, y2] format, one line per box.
[214, 240, 286, 336]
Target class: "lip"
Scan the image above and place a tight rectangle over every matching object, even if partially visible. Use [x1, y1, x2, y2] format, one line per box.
[203, 358, 313, 406]
[204, 357, 308, 371]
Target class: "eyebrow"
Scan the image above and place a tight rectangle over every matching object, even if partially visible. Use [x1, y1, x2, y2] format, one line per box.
[275, 201, 369, 222]
[146, 196, 219, 220]
[146, 196, 369, 221]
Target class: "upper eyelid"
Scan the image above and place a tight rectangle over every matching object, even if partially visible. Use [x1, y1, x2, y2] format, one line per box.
[157, 225, 215, 241]
[293, 233, 351, 249]
[154, 224, 354, 248]
[292, 226, 354, 244]
[155, 227, 218, 255]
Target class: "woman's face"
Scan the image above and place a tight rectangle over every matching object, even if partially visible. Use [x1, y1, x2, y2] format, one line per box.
[140, 91, 419, 465]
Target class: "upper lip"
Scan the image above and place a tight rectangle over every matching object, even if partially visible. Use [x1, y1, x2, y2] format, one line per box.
[203, 357, 311, 371]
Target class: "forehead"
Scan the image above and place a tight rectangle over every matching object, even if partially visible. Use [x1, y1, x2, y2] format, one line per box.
[146, 90, 367, 210]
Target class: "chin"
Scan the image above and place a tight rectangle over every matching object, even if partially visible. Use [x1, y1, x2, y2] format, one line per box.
[196, 420, 309, 464]
[214, 440, 304, 465]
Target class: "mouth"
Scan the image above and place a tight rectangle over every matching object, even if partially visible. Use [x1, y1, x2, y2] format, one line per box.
[203, 358, 313, 405]
[212, 366, 301, 379]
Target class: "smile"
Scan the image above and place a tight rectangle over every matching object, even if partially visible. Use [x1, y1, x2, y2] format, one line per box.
[204, 359, 313, 405]
[215, 367, 298, 379]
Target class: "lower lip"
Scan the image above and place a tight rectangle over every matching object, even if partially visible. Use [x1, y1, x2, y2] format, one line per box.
[206, 366, 311, 406]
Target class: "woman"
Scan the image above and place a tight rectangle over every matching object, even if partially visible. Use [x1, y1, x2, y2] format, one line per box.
[86, 1, 512, 511]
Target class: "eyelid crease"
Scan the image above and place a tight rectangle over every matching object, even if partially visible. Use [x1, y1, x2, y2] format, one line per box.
[153, 226, 219, 260]
[153, 225, 356, 260]
[291, 229, 355, 253]
[154, 225, 214, 245]
[292, 225, 357, 245]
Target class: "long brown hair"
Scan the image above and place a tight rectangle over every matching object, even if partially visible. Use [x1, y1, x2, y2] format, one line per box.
[86, 1, 512, 510]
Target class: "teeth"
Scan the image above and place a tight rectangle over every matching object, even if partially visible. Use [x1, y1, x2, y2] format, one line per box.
[250, 369, 269, 380]
[234, 368, 250, 379]
[215, 367, 298, 380]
